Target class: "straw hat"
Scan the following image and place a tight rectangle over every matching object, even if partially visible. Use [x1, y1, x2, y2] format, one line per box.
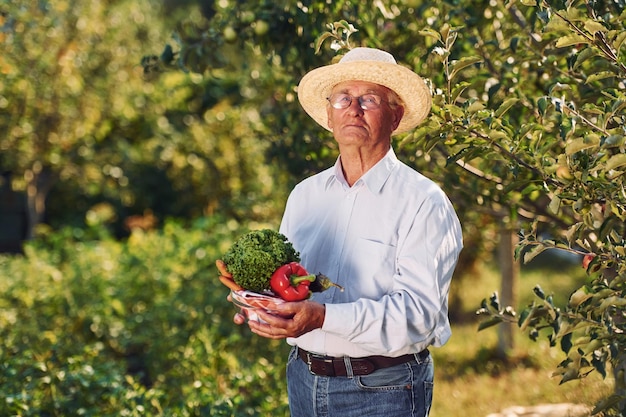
[297, 47, 432, 135]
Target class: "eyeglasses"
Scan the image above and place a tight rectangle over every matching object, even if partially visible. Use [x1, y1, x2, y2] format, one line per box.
[327, 93, 389, 110]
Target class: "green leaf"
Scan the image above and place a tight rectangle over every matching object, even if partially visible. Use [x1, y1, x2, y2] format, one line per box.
[612, 30, 626, 54]
[523, 244, 546, 263]
[560, 331, 573, 353]
[467, 100, 485, 113]
[565, 136, 600, 154]
[564, 223, 583, 246]
[591, 355, 606, 379]
[451, 81, 470, 103]
[517, 308, 533, 331]
[583, 20, 607, 34]
[534, 285, 546, 300]
[592, 395, 624, 415]
[558, 367, 581, 384]
[597, 296, 626, 313]
[518, 307, 532, 330]
[555, 34, 589, 48]
[419, 27, 441, 42]
[586, 71, 615, 84]
[537, 96, 548, 116]
[494, 98, 519, 118]
[449, 56, 483, 80]
[601, 134, 625, 148]
[573, 48, 596, 69]
[444, 104, 465, 117]
[489, 292, 500, 310]
[477, 316, 503, 331]
[569, 286, 594, 308]
[314, 33, 335, 54]
[604, 153, 626, 172]
[548, 194, 561, 214]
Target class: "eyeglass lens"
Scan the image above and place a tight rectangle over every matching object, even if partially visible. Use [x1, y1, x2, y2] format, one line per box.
[328, 93, 383, 110]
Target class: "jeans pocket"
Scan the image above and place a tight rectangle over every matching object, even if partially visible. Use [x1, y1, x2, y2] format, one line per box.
[356, 363, 411, 391]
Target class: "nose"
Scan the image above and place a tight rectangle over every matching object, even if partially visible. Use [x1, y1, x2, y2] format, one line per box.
[346, 97, 365, 114]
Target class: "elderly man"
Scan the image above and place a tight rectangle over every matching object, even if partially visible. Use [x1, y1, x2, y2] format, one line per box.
[233, 47, 463, 417]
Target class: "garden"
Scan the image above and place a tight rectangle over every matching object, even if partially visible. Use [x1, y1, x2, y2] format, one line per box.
[0, 220, 613, 416]
[1, 0, 625, 415]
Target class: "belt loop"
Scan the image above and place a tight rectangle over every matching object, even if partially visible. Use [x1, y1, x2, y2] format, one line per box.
[413, 349, 429, 364]
[343, 356, 354, 378]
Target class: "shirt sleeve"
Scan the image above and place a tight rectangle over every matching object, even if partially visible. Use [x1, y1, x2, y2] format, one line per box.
[320, 196, 463, 355]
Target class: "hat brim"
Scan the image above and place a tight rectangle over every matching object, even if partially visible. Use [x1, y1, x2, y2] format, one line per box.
[297, 60, 432, 135]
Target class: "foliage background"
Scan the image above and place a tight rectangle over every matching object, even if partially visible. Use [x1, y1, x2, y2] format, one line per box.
[1, 0, 626, 415]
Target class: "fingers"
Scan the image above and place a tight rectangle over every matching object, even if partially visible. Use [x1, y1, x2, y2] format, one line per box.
[248, 317, 285, 339]
[233, 311, 247, 325]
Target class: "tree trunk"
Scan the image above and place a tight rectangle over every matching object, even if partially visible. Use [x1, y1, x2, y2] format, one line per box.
[24, 164, 54, 239]
[497, 227, 519, 357]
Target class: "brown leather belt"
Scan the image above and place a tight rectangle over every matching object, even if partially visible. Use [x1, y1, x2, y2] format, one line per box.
[297, 347, 429, 377]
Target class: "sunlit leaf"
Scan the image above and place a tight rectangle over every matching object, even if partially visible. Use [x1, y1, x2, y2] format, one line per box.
[523, 244, 546, 264]
[419, 27, 441, 42]
[451, 81, 470, 103]
[548, 194, 561, 214]
[601, 134, 625, 148]
[534, 285, 546, 300]
[583, 20, 607, 34]
[478, 316, 503, 331]
[612, 30, 626, 54]
[494, 98, 519, 118]
[604, 153, 626, 172]
[573, 47, 596, 69]
[555, 34, 589, 48]
[449, 56, 482, 80]
[586, 71, 616, 84]
[569, 286, 593, 308]
[565, 136, 600, 154]
[537, 96, 548, 116]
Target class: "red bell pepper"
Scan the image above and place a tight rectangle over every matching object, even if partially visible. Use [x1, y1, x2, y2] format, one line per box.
[270, 262, 344, 301]
[270, 262, 315, 301]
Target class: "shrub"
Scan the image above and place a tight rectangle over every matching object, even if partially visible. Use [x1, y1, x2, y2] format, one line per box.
[0, 217, 289, 416]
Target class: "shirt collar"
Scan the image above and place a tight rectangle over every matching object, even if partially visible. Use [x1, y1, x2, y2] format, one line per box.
[325, 148, 398, 193]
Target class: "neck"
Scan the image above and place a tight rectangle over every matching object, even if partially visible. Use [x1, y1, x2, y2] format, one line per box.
[339, 144, 389, 186]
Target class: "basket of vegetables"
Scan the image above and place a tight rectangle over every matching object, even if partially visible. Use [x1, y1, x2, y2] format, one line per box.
[216, 229, 341, 320]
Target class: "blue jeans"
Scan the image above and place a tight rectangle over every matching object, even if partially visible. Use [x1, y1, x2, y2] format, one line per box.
[286, 347, 434, 417]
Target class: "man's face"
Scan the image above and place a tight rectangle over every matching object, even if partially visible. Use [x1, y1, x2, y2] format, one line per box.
[326, 81, 404, 149]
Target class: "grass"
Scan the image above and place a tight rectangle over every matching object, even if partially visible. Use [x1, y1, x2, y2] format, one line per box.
[430, 252, 614, 417]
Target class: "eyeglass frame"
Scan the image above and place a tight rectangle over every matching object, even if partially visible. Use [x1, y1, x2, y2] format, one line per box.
[326, 93, 394, 111]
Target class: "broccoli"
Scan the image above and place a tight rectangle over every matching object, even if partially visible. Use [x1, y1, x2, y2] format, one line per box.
[222, 229, 300, 293]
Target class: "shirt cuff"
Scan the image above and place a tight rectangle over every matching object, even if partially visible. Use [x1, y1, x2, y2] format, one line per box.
[321, 302, 353, 335]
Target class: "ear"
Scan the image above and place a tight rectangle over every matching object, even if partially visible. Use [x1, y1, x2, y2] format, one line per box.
[391, 105, 405, 131]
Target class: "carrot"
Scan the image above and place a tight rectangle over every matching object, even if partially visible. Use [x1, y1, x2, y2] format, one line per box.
[215, 259, 232, 278]
[219, 274, 243, 292]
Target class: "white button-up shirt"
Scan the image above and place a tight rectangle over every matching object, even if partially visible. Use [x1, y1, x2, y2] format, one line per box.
[279, 148, 463, 358]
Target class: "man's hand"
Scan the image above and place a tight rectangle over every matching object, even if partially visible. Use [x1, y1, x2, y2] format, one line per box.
[217, 259, 325, 333]
[247, 300, 326, 339]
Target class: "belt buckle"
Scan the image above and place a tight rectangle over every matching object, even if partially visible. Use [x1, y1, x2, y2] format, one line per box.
[306, 352, 335, 376]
